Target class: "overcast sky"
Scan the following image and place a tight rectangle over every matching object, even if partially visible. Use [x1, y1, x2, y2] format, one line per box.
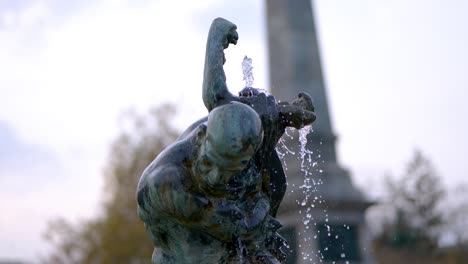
[1, 0, 467, 261]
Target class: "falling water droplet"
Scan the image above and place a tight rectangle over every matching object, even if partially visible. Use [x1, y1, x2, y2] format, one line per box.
[242, 56, 254, 87]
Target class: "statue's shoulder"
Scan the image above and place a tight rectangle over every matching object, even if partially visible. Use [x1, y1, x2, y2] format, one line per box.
[142, 140, 192, 176]
[137, 144, 190, 194]
[138, 123, 206, 189]
[178, 116, 208, 141]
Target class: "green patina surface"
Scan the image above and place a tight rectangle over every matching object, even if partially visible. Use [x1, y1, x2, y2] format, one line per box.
[136, 18, 316, 264]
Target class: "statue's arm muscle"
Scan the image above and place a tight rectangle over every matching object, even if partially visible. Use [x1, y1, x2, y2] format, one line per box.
[138, 165, 242, 242]
[202, 18, 239, 111]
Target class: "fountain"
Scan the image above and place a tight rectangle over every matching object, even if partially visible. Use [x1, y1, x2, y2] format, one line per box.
[136, 17, 316, 264]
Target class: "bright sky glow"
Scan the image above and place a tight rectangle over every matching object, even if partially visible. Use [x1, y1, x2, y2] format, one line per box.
[1, 0, 467, 261]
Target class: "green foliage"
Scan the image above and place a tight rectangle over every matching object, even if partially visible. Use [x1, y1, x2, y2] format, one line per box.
[377, 150, 446, 251]
[43, 104, 179, 264]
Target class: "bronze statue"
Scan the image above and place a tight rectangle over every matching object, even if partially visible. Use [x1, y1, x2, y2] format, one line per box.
[137, 18, 316, 264]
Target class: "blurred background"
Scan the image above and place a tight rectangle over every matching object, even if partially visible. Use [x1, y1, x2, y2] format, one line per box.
[1, 0, 467, 263]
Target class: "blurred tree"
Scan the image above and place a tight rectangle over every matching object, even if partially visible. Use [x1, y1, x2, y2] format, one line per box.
[43, 104, 179, 264]
[443, 184, 468, 263]
[376, 150, 446, 251]
[369, 151, 468, 264]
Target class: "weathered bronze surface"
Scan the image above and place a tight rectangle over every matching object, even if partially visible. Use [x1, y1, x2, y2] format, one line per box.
[137, 18, 316, 264]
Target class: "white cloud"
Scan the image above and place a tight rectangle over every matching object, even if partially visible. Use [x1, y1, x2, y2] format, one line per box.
[0, 0, 266, 152]
[0, 0, 267, 260]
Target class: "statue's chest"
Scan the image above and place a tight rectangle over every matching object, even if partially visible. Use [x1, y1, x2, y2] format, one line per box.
[226, 165, 262, 199]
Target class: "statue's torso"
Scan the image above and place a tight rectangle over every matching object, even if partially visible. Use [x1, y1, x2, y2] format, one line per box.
[150, 219, 240, 264]
[138, 132, 265, 264]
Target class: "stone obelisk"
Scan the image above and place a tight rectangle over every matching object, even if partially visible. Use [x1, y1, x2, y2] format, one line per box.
[266, 0, 374, 263]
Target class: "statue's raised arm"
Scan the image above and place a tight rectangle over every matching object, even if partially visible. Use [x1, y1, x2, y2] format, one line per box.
[202, 17, 239, 112]
[138, 17, 318, 264]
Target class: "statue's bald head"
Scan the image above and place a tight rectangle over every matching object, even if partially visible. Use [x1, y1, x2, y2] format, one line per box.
[205, 102, 263, 169]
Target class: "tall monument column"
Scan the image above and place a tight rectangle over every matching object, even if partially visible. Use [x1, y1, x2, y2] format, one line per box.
[265, 0, 374, 263]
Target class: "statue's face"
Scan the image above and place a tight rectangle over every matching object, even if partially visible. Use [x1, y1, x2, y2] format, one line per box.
[204, 102, 263, 172]
[204, 138, 253, 172]
[195, 142, 252, 195]
[196, 102, 263, 191]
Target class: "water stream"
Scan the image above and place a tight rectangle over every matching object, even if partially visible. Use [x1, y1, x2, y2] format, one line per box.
[242, 56, 254, 87]
[241, 56, 326, 262]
